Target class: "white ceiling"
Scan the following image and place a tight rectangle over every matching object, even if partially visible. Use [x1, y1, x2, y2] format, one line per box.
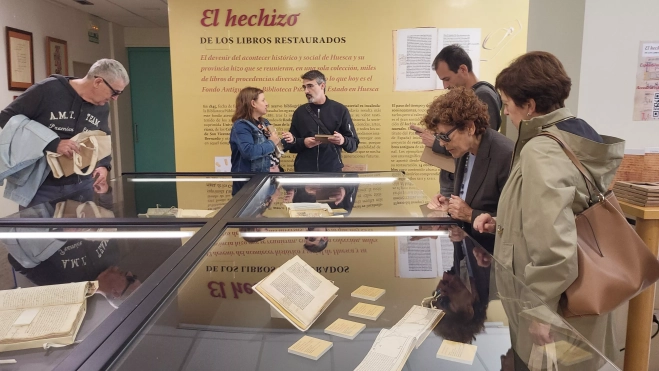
[51, 0, 169, 28]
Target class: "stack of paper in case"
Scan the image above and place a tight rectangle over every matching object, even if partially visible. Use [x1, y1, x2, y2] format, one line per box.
[613, 181, 659, 206]
[353, 305, 444, 370]
[0, 281, 98, 352]
[252, 255, 339, 331]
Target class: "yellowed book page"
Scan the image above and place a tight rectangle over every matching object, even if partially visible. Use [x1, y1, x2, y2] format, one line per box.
[253, 286, 306, 330]
[324, 318, 366, 339]
[390, 305, 444, 348]
[354, 329, 415, 371]
[349, 303, 385, 320]
[0, 304, 82, 342]
[289, 209, 332, 218]
[254, 256, 339, 328]
[288, 336, 333, 360]
[436, 340, 477, 365]
[0, 282, 95, 311]
[351, 286, 386, 301]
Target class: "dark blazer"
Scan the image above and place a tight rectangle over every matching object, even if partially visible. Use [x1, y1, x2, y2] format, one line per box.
[454, 128, 513, 252]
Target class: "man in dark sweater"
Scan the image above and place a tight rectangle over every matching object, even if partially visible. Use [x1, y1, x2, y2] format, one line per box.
[0, 59, 129, 207]
[281, 70, 359, 172]
[417, 45, 502, 197]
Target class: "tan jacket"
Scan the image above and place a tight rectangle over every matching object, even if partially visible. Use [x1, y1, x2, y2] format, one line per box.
[46, 130, 112, 178]
[493, 108, 624, 360]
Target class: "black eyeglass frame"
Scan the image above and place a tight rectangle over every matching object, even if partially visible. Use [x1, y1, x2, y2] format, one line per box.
[435, 125, 459, 143]
[120, 273, 138, 297]
[95, 75, 123, 97]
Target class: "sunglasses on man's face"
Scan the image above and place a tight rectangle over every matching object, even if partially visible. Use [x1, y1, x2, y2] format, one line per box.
[435, 126, 459, 142]
[95, 76, 123, 97]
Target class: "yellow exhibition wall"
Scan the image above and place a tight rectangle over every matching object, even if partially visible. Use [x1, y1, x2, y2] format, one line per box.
[168, 0, 528, 207]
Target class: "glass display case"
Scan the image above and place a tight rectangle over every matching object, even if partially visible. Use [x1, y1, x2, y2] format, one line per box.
[0, 225, 202, 370]
[0, 172, 620, 371]
[1, 173, 251, 222]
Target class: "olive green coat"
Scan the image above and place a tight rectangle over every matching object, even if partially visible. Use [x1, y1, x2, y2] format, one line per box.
[493, 108, 624, 361]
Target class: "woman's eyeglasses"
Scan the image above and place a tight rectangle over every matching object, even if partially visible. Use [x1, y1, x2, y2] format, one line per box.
[435, 126, 459, 142]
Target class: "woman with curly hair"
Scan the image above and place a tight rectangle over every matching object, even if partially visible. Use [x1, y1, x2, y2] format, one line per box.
[423, 87, 514, 252]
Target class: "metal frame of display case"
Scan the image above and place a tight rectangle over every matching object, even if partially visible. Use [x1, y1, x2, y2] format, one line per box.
[0, 172, 454, 370]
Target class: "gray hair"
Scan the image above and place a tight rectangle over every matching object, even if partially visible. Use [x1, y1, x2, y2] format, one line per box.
[86, 59, 130, 85]
[301, 70, 326, 86]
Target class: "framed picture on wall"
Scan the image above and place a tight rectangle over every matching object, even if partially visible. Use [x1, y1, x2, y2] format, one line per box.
[5, 27, 34, 91]
[46, 37, 68, 76]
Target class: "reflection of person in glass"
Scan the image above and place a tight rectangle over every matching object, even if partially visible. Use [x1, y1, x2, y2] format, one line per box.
[5, 238, 141, 307]
[303, 227, 329, 253]
[431, 235, 492, 344]
[229, 87, 282, 195]
[432, 268, 486, 344]
[292, 184, 357, 216]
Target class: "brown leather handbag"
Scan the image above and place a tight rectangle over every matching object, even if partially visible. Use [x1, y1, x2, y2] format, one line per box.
[538, 132, 659, 317]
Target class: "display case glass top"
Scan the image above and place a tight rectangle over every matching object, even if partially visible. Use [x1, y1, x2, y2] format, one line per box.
[0, 226, 201, 370]
[238, 172, 445, 219]
[106, 224, 618, 371]
[2, 174, 248, 220]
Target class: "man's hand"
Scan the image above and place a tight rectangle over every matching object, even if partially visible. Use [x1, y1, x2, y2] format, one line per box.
[304, 137, 320, 148]
[283, 188, 296, 203]
[57, 139, 80, 158]
[93, 167, 108, 188]
[328, 131, 345, 145]
[448, 225, 467, 242]
[472, 246, 493, 267]
[417, 130, 436, 148]
[473, 213, 496, 234]
[281, 132, 295, 144]
[427, 193, 449, 212]
[447, 195, 473, 222]
[328, 187, 346, 205]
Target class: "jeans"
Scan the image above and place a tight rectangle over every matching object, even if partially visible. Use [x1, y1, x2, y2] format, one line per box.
[26, 178, 94, 208]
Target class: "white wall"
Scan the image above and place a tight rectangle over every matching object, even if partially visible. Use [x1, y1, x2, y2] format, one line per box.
[526, 0, 586, 115]
[578, 0, 659, 149]
[0, 0, 124, 216]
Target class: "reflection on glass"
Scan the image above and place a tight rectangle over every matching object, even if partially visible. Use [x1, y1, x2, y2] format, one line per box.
[480, 19, 523, 62]
[3, 175, 243, 219]
[241, 172, 434, 218]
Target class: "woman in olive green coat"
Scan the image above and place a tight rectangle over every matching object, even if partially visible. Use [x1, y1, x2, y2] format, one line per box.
[474, 52, 624, 365]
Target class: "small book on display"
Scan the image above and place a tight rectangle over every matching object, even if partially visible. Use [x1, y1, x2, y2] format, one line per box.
[288, 335, 333, 360]
[351, 286, 385, 301]
[324, 318, 366, 340]
[349, 302, 385, 321]
[0, 281, 98, 352]
[253, 256, 339, 331]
